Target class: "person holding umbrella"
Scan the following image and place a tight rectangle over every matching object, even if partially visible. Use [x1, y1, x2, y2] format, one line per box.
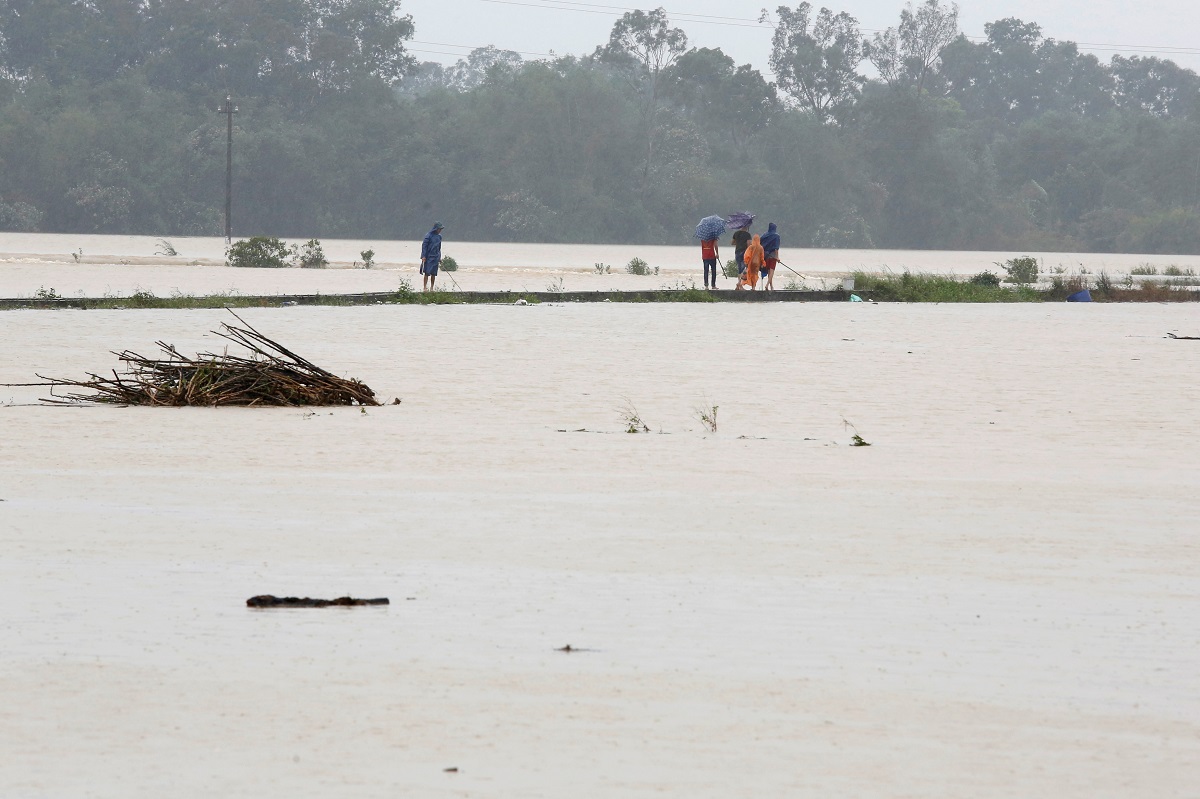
[701, 236, 720, 289]
[694, 215, 725, 289]
[727, 212, 754, 285]
[420, 221, 444, 292]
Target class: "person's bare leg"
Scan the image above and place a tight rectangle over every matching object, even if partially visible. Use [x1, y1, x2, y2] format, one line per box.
[430, 276, 437, 291]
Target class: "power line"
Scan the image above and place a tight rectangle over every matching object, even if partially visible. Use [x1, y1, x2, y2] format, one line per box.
[527, 0, 766, 24]
[474, 0, 771, 29]
[411, 39, 555, 57]
[409, 47, 481, 57]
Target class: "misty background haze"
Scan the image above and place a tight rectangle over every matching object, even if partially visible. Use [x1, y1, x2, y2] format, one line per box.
[405, 0, 1200, 76]
[1, 0, 1198, 253]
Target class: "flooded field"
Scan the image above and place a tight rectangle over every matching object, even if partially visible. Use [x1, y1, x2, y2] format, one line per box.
[4, 232, 1200, 297]
[2, 298, 1198, 797]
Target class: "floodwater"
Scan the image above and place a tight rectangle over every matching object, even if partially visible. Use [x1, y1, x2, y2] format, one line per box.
[2, 248, 1199, 796]
[3, 232, 1200, 297]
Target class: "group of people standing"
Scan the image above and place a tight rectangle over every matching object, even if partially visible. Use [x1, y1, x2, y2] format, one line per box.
[700, 222, 781, 291]
[424, 217, 784, 293]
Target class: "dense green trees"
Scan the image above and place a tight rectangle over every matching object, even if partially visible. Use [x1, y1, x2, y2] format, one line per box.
[1, 0, 1199, 252]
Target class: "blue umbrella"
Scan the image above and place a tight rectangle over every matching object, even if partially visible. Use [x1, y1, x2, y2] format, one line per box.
[694, 215, 726, 240]
[726, 211, 755, 230]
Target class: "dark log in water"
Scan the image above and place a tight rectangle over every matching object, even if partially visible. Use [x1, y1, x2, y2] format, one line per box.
[246, 595, 389, 608]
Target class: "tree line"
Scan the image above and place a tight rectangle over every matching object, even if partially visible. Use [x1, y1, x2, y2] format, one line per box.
[1, 0, 1199, 253]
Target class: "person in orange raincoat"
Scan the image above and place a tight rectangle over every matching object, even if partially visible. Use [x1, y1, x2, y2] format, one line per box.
[738, 234, 764, 290]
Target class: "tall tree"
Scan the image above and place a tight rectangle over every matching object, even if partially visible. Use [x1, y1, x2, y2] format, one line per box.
[1111, 55, 1200, 118]
[137, 0, 414, 98]
[0, 0, 145, 83]
[296, 0, 415, 92]
[767, 3, 866, 122]
[448, 46, 523, 91]
[660, 48, 777, 147]
[868, 0, 959, 94]
[940, 18, 1113, 123]
[600, 7, 688, 188]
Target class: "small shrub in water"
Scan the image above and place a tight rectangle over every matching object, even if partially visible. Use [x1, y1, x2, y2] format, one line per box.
[626, 257, 651, 276]
[1049, 274, 1088, 300]
[1000, 256, 1039, 284]
[696, 404, 718, 433]
[594, 262, 611, 274]
[35, 286, 60, 299]
[360, 249, 376, 269]
[721, 259, 739, 278]
[1131, 264, 1158, 275]
[129, 288, 158, 306]
[441, 255, 459, 272]
[969, 271, 1001, 287]
[155, 239, 179, 257]
[227, 237, 293, 269]
[620, 400, 650, 433]
[843, 417, 871, 446]
[297, 238, 328, 269]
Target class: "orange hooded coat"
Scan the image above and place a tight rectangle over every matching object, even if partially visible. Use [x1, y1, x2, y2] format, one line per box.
[742, 235, 764, 288]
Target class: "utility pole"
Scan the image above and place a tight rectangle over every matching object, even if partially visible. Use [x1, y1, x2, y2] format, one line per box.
[217, 95, 238, 244]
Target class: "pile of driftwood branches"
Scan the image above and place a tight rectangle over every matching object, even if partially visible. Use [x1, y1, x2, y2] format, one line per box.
[31, 312, 379, 407]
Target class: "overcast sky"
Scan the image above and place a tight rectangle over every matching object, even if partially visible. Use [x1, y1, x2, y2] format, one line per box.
[403, 0, 1200, 76]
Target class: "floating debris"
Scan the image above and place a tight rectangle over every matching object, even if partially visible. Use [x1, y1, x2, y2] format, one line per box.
[21, 310, 379, 407]
[246, 595, 389, 608]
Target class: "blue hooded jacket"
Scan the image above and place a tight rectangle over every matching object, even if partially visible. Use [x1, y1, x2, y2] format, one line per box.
[420, 225, 443, 263]
[760, 222, 780, 257]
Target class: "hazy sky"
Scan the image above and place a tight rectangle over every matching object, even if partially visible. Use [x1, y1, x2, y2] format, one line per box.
[403, 0, 1200, 75]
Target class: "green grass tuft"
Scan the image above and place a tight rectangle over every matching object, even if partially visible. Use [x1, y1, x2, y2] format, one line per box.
[851, 271, 1043, 302]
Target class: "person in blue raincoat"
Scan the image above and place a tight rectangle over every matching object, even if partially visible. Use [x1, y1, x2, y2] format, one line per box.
[760, 222, 781, 291]
[420, 221, 444, 292]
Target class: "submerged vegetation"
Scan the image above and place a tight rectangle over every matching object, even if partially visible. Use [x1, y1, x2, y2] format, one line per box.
[620, 401, 651, 434]
[226, 237, 294, 269]
[850, 272, 1044, 302]
[6, 268, 1200, 310]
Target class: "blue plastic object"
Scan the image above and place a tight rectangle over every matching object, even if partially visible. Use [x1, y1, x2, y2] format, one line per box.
[1066, 289, 1092, 302]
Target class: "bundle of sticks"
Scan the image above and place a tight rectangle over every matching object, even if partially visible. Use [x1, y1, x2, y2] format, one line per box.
[32, 311, 380, 407]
